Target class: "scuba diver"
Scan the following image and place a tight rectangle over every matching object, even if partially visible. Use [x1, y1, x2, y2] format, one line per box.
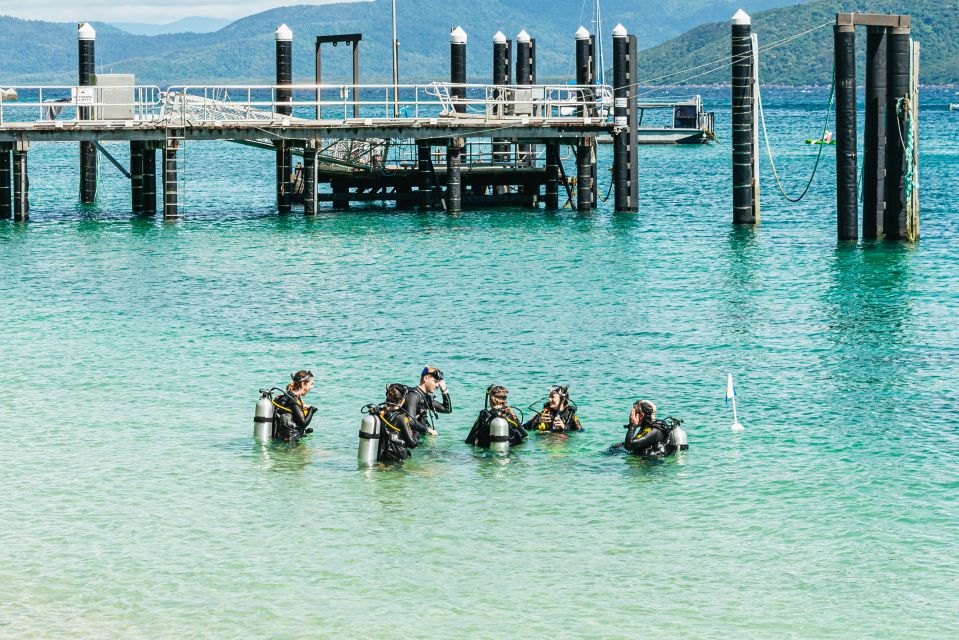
[622, 400, 688, 456]
[374, 383, 420, 463]
[401, 366, 452, 436]
[465, 385, 528, 448]
[522, 385, 583, 433]
[271, 370, 318, 443]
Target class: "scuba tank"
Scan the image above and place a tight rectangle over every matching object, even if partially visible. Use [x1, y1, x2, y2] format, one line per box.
[254, 389, 275, 443]
[668, 425, 689, 453]
[489, 416, 509, 453]
[358, 413, 381, 466]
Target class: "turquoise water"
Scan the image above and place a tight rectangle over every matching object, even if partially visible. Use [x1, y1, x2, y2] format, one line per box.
[1, 88, 957, 638]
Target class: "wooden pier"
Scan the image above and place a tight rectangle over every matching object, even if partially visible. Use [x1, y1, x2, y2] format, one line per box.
[0, 23, 642, 221]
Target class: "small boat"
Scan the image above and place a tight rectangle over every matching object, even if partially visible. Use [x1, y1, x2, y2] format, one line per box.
[1, 88, 17, 101]
[805, 138, 836, 145]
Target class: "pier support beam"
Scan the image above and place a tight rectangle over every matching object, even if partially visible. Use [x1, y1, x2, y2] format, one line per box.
[0, 143, 11, 220]
[884, 26, 911, 240]
[545, 143, 560, 210]
[13, 143, 28, 222]
[78, 24, 97, 204]
[835, 23, 858, 240]
[163, 141, 178, 219]
[613, 24, 639, 212]
[275, 25, 293, 213]
[446, 137, 463, 214]
[863, 26, 887, 239]
[130, 141, 144, 213]
[304, 140, 317, 215]
[576, 139, 593, 212]
[450, 27, 467, 113]
[332, 179, 349, 210]
[731, 11, 756, 224]
[142, 144, 157, 214]
[492, 31, 511, 165]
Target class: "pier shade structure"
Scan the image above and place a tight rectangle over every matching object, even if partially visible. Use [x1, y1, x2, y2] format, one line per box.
[0, 25, 641, 219]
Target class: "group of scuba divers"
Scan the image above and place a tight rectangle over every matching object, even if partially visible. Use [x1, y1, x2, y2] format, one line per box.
[254, 366, 688, 465]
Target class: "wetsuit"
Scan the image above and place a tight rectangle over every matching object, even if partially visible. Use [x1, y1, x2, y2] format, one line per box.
[272, 392, 316, 443]
[522, 405, 583, 433]
[624, 421, 669, 455]
[402, 386, 452, 434]
[465, 407, 528, 448]
[377, 408, 419, 463]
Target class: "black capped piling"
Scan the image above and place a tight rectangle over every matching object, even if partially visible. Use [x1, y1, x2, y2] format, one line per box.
[142, 144, 157, 214]
[575, 26, 595, 211]
[450, 27, 467, 113]
[447, 137, 463, 214]
[517, 29, 536, 204]
[13, 143, 28, 221]
[730, 11, 755, 224]
[863, 26, 888, 239]
[612, 24, 639, 212]
[835, 22, 858, 240]
[130, 141, 144, 213]
[0, 143, 11, 219]
[304, 140, 317, 215]
[78, 23, 97, 205]
[884, 26, 910, 240]
[492, 31, 511, 164]
[275, 25, 293, 213]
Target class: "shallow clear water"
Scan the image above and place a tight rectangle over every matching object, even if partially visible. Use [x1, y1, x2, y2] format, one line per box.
[1, 87, 957, 638]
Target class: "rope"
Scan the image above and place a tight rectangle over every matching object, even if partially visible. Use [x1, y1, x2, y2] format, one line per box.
[598, 167, 614, 203]
[757, 72, 834, 203]
[898, 95, 919, 240]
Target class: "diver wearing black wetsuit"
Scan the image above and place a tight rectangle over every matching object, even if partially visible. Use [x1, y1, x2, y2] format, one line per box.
[377, 402, 419, 462]
[466, 385, 527, 448]
[402, 367, 452, 435]
[623, 400, 671, 455]
[272, 371, 317, 443]
[522, 386, 583, 433]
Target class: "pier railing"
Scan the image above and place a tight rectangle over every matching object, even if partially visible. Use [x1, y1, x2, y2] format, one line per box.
[0, 83, 612, 127]
[0, 86, 162, 125]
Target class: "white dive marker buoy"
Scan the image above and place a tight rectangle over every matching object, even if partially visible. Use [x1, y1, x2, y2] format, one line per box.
[726, 373, 745, 431]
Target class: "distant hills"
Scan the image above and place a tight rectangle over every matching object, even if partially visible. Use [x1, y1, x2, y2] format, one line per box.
[111, 17, 232, 36]
[0, 0, 795, 85]
[636, 0, 959, 85]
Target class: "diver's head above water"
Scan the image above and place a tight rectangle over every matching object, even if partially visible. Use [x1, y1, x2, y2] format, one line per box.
[630, 399, 656, 427]
[419, 366, 447, 394]
[385, 383, 407, 408]
[287, 370, 314, 397]
[486, 385, 509, 409]
[547, 385, 569, 411]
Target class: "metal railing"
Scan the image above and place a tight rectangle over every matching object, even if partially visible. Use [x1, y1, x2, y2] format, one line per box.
[0, 86, 163, 125]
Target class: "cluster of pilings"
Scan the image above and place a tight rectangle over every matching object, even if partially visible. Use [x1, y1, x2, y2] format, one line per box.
[835, 13, 919, 241]
[730, 10, 920, 241]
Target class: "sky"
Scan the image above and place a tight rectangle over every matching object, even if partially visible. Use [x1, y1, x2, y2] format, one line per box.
[0, 1, 363, 24]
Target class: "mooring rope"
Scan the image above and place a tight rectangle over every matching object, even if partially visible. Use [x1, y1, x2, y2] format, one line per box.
[757, 73, 834, 203]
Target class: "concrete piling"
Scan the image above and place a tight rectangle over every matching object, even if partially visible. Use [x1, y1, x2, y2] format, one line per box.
[835, 22, 858, 240]
[78, 23, 97, 205]
[447, 137, 463, 214]
[0, 144, 11, 219]
[13, 143, 28, 221]
[863, 26, 888, 239]
[731, 10, 756, 225]
[275, 24, 293, 213]
[130, 141, 144, 213]
[612, 24, 639, 212]
[884, 26, 911, 240]
[450, 27, 467, 114]
[575, 26, 595, 211]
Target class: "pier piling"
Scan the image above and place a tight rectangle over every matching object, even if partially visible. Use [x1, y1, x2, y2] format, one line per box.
[885, 25, 911, 240]
[130, 141, 144, 213]
[730, 11, 756, 224]
[417, 142, 433, 208]
[612, 24, 639, 212]
[450, 27, 467, 113]
[304, 141, 317, 215]
[545, 144, 560, 210]
[863, 26, 888, 239]
[0, 143, 11, 219]
[78, 23, 97, 205]
[447, 137, 463, 214]
[142, 144, 157, 214]
[492, 31, 511, 165]
[575, 26, 595, 211]
[13, 143, 28, 221]
[275, 25, 293, 213]
[517, 29, 536, 205]
[835, 22, 858, 240]
[163, 141, 178, 219]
